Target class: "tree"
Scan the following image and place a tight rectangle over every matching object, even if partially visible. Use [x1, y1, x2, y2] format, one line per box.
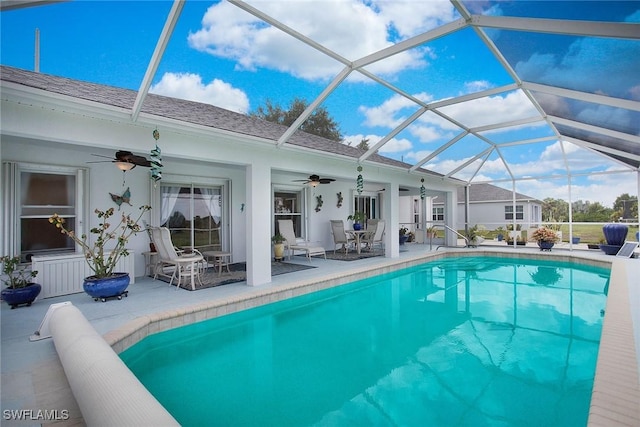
[573, 201, 612, 222]
[250, 97, 342, 142]
[356, 137, 370, 151]
[611, 193, 638, 221]
[542, 198, 569, 223]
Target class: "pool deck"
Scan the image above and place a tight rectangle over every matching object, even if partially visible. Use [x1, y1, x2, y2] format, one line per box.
[1, 242, 639, 426]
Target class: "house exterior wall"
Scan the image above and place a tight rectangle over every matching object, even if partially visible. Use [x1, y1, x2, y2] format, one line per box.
[0, 83, 460, 286]
[455, 200, 542, 231]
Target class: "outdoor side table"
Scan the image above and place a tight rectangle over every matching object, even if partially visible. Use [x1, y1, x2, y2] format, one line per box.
[203, 251, 232, 277]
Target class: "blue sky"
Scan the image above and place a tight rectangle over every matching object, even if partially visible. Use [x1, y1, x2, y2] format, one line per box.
[2, 0, 639, 207]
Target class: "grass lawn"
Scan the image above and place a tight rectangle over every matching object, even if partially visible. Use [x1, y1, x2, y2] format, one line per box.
[476, 223, 639, 244]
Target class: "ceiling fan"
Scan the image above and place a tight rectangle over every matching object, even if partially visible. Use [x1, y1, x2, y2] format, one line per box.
[293, 174, 336, 187]
[88, 150, 152, 170]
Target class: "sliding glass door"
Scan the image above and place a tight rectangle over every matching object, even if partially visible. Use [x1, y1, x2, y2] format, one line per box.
[160, 184, 224, 251]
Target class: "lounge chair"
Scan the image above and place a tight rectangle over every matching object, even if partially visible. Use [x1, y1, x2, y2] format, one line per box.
[330, 220, 354, 254]
[150, 227, 204, 290]
[277, 219, 326, 261]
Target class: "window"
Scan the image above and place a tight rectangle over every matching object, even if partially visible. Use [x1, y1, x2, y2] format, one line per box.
[505, 205, 524, 220]
[432, 207, 444, 221]
[274, 189, 304, 237]
[353, 194, 378, 221]
[160, 184, 224, 251]
[3, 163, 84, 262]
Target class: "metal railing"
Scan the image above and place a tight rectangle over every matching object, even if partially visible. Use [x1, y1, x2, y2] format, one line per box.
[430, 224, 470, 250]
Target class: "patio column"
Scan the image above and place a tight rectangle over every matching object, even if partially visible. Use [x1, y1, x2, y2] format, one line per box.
[246, 163, 271, 286]
[383, 182, 399, 258]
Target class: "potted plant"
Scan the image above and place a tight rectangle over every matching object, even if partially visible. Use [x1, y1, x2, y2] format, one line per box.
[1, 256, 41, 309]
[399, 227, 409, 245]
[426, 226, 438, 239]
[495, 226, 505, 241]
[347, 211, 367, 230]
[49, 205, 151, 301]
[530, 226, 559, 251]
[272, 233, 285, 260]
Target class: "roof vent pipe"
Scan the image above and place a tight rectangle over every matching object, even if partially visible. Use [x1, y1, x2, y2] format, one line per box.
[34, 28, 39, 72]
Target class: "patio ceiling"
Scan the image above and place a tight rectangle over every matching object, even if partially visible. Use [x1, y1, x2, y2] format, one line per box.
[5, 1, 640, 185]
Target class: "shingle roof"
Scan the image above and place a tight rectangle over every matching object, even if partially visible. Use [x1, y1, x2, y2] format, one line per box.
[0, 65, 448, 179]
[459, 183, 541, 203]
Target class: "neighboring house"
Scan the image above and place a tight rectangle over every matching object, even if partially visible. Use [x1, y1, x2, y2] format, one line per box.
[0, 66, 462, 289]
[433, 183, 543, 231]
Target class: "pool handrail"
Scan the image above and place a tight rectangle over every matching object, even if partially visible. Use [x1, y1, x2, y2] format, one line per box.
[429, 224, 470, 250]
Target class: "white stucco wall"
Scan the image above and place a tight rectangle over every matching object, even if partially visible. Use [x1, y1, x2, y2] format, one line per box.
[1, 85, 460, 286]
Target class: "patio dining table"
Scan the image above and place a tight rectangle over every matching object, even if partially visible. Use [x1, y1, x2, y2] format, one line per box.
[348, 229, 374, 254]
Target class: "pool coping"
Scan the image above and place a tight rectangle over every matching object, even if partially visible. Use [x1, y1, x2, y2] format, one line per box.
[102, 249, 638, 426]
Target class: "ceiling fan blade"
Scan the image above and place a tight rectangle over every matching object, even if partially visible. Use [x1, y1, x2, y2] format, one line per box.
[130, 155, 152, 167]
[90, 153, 116, 160]
[318, 178, 335, 184]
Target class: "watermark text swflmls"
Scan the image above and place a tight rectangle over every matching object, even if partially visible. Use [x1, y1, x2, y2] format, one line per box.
[3, 409, 70, 421]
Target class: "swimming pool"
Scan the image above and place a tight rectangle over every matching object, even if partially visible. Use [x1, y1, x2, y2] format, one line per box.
[121, 256, 610, 426]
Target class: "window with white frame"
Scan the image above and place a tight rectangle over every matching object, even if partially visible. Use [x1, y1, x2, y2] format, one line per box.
[274, 189, 305, 237]
[505, 205, 524, 220]
[353, 193, 379, 222]
[3, 163, 85, 262]
[432, 206, 444, 221]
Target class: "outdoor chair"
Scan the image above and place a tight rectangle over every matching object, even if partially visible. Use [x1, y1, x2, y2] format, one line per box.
[277, 219, 326, 261]
[364, 219, 385, 252]
[150, 227, 204, 290]
[330, 220, 354, 254]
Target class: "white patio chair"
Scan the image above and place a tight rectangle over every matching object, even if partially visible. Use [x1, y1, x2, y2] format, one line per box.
[277, 219, 325, 261]
[150, 227, 204, 290]
[330, 220, 354, 254]
[364, 219, 385, 252]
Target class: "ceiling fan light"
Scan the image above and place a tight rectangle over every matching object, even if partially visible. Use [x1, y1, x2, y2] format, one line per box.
[115, 161, 135, 171]
[310, 180, 319, 187]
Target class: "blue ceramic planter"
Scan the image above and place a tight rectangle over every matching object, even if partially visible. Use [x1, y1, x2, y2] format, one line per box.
[83, 273, 129, 302]
[1, 283, 41, 309]
[537, 241, 554, 251]
[602, 223, 628, 246]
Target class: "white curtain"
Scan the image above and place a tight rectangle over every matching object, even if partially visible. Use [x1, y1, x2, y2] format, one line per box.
[160, 186, 181, 226]
[201, 187, 221, 224]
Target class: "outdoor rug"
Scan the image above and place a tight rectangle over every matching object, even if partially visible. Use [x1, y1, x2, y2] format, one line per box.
[156, 262, 315, 291]
[322, 251, 382, 261]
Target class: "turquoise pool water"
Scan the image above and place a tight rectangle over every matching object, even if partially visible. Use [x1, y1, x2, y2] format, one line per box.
[121, 256, 610, 426]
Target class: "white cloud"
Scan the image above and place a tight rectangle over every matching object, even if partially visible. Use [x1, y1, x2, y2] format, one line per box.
[437, 90, 541, 129]
[188, 0, 457, 81]
[150, 72, 249, 114]
[463, 80, 492, 93]
[359, 93, 431, 128]
[514, 33, 640, 100]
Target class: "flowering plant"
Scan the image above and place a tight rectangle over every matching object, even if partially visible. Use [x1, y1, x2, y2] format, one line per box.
[49, 205, 151, 278]
[1, 256, 38, 289]
[530, 227, 559, 243]
[399, 227, 409, 236]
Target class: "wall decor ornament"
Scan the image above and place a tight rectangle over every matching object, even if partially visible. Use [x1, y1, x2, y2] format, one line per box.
[150, 128, 162, 184]
[315, 195, 323, 212]
[356, 165, 363, 194]
[337, 192, 343, 208]
[109, 187, 131, 210]
[420, 178, 426, 200]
